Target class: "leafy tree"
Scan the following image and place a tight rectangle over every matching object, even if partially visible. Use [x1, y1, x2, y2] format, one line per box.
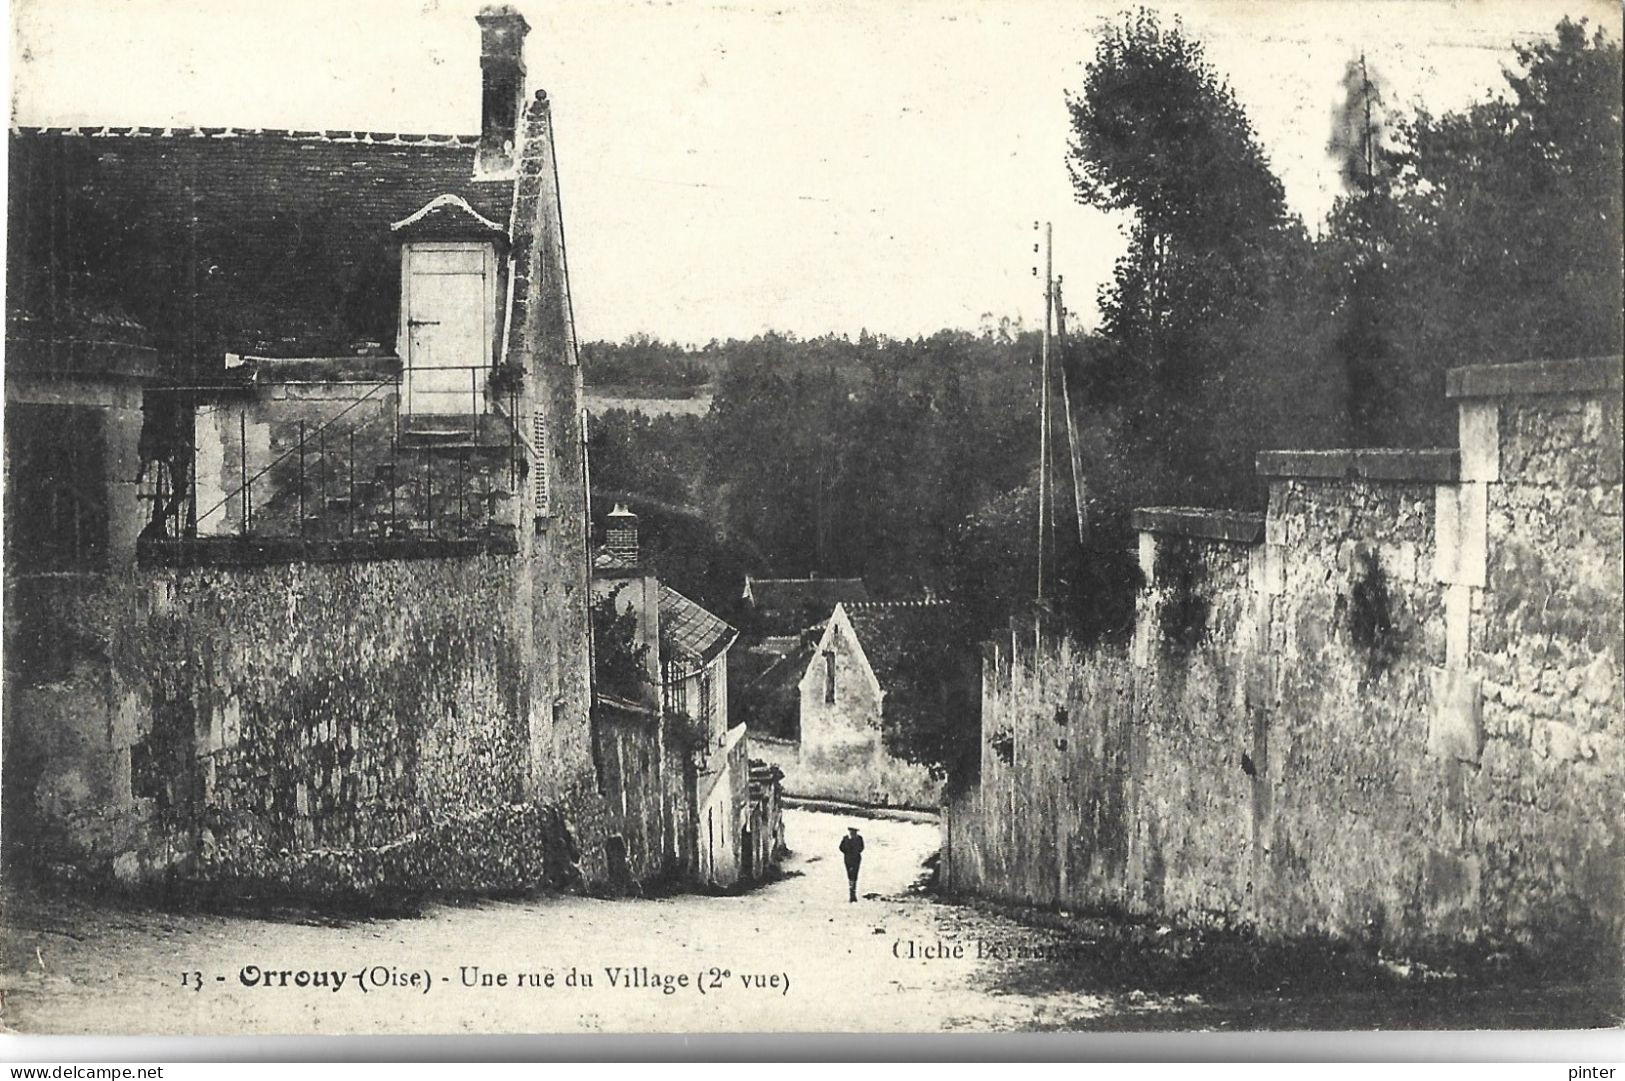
[1321, 54, 1404, 443]
[590, 585, 649, 702]
[1068, 8, 1295, 397]
[1056, 7, 1338, 653]
[1321, 17, 1623, 444]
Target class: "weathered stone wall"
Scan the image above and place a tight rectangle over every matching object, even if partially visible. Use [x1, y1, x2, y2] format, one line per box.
[192, 381, 401, 538]
[696, 725, 750, 887]
[591, 700, 683, 889]
[1468, 379, 1623, 943]
[5, 89, 608, 905]
[504, 89, 603, 881]
[944, 357, 1624, 956]
[5, 548, 585, 901]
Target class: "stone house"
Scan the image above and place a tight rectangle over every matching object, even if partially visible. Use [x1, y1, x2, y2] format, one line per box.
[2, 7, 647, 902]
[742, 600, 953, 809]
[589, 504, 779, 889]
[728, 574, 870, 744]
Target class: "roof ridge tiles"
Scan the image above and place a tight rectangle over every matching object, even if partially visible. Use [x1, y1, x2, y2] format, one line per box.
[10, 124, 481, 147]
[844, 599, 952, 609]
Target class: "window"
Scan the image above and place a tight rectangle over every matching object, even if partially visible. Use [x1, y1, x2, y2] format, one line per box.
[699, 669, 715, 729]
[824, 650, 837, 704]
[666, 665, 688, 718]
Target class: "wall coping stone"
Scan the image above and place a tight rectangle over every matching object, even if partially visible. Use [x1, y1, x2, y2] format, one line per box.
[1445, 355, 1623, 399]
[4, 334, 167, 383]
[137, 532, 518, 568]
[1131, 506, 1264, 544]
[1257, 448, 1460, 483]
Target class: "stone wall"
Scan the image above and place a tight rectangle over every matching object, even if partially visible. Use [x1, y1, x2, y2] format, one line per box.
[506, 91, 602, 880]
[696, 724, 750, 888]
[944, 356, 1624, 956]
[4, 546, 590, 903]
[591, 696, 694, 889]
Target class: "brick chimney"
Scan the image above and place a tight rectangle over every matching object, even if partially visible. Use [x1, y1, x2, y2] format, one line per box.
[475, 5, 530, 177]
[606, 504, 639, 567]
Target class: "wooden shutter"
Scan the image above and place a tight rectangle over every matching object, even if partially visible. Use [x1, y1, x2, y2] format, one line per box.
[532, 412, 550, 518]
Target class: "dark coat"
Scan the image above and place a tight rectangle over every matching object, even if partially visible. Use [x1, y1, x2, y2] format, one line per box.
[839, 834, 864, 870]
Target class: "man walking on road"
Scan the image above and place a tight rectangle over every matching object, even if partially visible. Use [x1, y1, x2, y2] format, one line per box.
[839, 826, 864, 902]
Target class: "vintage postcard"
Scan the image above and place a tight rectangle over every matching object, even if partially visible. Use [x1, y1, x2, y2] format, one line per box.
[2, 0, 1621, 1040]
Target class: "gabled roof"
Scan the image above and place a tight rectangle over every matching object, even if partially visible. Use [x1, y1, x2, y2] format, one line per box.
[744, 576, 870, 609]
[741, 575, 869, 634]
[659, 584, 737, 669]
[7, 126, 512, 374]
[736, 637, 817, 740]
[839, 600, 959, 689]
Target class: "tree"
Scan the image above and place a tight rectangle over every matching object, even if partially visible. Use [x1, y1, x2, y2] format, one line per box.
[1068, 8, 1295, 397]
[590, 586, 649, 702]
[1321, 17, 1623, 444]
[1320, 55, 1405, 444]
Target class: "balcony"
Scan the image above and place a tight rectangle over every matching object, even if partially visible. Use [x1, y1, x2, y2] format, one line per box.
[136, 361, 524, 566]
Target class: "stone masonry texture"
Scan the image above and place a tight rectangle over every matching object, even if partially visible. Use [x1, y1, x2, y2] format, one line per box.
[944, 358, 1624, 958]
[8, 553, 579, 904]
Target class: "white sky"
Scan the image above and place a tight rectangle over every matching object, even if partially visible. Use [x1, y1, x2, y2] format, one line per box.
[8, 0, 1620, 344]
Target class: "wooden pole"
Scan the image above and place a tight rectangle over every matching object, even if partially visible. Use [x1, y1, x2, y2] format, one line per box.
[1036, 222, 1052, 606]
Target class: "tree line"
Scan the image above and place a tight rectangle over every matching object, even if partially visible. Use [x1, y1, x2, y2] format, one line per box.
[585, 13, 1621, 774]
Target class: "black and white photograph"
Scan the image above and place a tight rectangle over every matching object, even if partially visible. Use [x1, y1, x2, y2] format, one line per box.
[1, 0, 1621, 1042]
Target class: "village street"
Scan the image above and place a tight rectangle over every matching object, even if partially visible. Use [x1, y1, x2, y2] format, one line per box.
[2, 807, 1613, 1035]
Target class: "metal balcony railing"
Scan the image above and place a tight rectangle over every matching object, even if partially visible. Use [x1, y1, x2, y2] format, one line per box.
[145, 373, 521, 548]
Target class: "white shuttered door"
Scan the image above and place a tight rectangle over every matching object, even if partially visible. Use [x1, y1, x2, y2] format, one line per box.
[402, 242, 496, 415]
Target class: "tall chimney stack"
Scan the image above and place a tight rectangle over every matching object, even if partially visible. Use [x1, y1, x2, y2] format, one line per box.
[475, 5, 530, 177]
[606, 504, 640, 567]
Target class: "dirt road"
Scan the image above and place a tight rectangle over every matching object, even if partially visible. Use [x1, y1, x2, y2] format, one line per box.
[2, 808, 1615, 1034]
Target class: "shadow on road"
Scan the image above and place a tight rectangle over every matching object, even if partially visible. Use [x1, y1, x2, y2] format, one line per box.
[929, 894, 1625, 1031]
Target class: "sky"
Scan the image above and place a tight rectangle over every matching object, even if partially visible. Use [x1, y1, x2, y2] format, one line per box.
[8, 0, 1620, 345]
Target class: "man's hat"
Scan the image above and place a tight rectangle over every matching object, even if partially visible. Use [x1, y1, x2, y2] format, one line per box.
[848, 826, 860, 832]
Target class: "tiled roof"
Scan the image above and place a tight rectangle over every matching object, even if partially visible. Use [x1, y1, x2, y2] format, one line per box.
[7, 126, 512, 375]
[742, 576, 869, 634]
[10, 125, 481, 146]
[842, 600, 958, 689]
[736, 638, 816, 740]
[658, 584, 737, 668]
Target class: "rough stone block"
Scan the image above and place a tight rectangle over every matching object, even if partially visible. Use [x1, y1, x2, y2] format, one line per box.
[1458, 484, 1488, 587]
[1581, 653, 1618, 709]
[1458, 400, 1501, 482]
[1434, 483, 1487, 587]
[1382, 541, 1418, 585]
[1428, 667, 1484, 763]
[1444, 584, 1472, 670]
[1249, 543, 1286, 597]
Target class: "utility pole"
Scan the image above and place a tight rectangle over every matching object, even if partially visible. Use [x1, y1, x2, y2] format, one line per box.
[1036, 221, 1052, 607]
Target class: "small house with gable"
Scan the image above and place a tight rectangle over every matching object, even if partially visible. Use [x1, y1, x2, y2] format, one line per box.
[742, 600, 973, 809]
